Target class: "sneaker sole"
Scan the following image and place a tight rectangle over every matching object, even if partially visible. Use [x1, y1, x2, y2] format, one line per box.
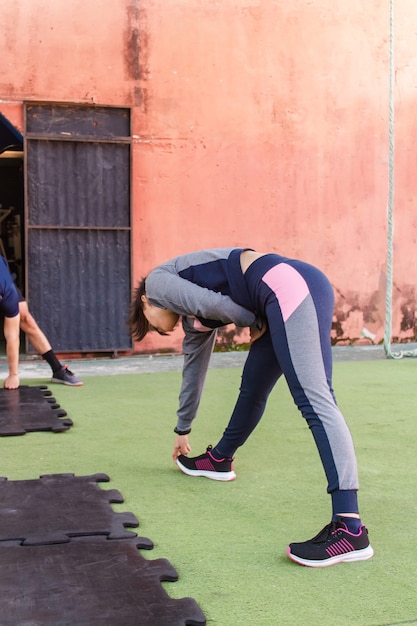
[286, 544, 374, 568]
[51, 378, 84, 387]
[176, 458, 236, 481]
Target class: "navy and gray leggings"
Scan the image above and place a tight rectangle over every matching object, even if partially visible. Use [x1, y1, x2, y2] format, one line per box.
[215, 254, 359, 516]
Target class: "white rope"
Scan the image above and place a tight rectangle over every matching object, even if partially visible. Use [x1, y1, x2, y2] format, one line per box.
[383, 0, 417, 359]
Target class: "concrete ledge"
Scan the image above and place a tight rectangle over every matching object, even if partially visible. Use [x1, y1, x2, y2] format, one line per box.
[1, 342, 416, 380]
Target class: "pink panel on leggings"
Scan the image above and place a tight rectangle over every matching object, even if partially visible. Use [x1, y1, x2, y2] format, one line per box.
[262, 263, 309, 322]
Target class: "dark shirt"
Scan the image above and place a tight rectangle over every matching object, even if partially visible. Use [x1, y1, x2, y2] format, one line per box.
[0, 256, 19, 318]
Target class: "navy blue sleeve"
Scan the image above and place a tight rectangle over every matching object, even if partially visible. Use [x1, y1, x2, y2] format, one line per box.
[0, 257, 20, 318]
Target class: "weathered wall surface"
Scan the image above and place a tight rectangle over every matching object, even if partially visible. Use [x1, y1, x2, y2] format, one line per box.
[1, 0, 416, 354]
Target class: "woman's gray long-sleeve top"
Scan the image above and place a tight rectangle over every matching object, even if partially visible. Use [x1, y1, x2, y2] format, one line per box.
[145, 247, 256, 433]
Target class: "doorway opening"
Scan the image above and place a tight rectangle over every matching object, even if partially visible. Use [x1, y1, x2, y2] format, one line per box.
[0, 113, 24, 294]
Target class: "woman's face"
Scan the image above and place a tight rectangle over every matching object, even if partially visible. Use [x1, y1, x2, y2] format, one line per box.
[141, 295, 180, 334]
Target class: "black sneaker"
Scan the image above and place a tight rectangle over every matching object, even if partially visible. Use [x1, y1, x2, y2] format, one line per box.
[286, 519, 374, 567]
[51, 365, 83, 387]
[176, 446, 236, 481]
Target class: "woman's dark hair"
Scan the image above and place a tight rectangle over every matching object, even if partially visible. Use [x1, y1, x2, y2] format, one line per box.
[129, 277, 149, 341]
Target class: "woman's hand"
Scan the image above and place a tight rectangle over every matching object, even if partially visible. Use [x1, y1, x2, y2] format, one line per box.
[172, 434, 191, 461]
[250, 318, 267, 344]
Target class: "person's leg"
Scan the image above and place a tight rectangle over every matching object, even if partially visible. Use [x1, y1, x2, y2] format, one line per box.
[261, 261, 359, 514]
[18, 301, 83, 386]
[213, 330, 281, 458]
[18, 301, 52, 355]
[257, 260, 372, 565]
[176, 332, 281, 480]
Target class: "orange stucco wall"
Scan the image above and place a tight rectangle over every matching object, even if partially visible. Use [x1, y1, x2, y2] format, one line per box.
[1, 0, 416, 354]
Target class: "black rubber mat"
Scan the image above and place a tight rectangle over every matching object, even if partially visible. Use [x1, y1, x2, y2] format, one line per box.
[0, 536, 206, 625]
[0, 473, 141, 544]
[0, 385, 72, 435]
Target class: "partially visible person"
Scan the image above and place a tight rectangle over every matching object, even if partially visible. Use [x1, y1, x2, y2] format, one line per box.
[0, 256, 83, 389]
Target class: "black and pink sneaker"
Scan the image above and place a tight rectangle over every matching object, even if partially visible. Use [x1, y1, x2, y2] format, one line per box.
[176, 446, 236, 482]
[286, 519, 374, 567]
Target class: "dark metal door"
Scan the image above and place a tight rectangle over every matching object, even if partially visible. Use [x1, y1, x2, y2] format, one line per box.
[25, 104, 132, 352]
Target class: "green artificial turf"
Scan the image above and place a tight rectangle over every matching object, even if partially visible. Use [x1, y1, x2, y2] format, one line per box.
[2, 358, 417, 625]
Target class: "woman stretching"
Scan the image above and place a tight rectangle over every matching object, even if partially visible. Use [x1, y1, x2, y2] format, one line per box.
[129, 247, 374, 568]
